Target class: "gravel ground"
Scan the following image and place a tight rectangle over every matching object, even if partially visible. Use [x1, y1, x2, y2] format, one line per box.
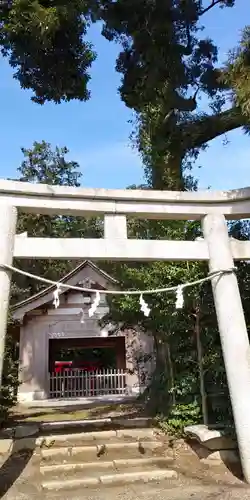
[2, 478, 250, 500]
[1, 454, 249, 500]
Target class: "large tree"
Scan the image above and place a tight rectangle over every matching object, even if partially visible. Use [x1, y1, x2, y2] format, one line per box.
[101, 0, 250, 187]
[1, 1, 249, 186]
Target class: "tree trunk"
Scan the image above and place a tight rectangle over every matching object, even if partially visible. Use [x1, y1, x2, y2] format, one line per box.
[194, 305, 208, 426]
[145, 334, 173, 415]
[151, 150, 185, 190]
[166, 342, 175, 405]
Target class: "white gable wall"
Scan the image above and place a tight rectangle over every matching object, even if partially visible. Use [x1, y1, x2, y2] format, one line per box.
[13, 263, 113, 322]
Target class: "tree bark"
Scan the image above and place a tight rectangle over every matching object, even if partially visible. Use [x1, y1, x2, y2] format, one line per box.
[166, 342, 175, 405]
[152, 150, 185, 190]
[194, 305, 208, 426]
[145, 334, 172, 415]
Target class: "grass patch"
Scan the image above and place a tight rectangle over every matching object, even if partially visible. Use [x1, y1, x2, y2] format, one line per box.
[14, 409, 91, 422]
[8, 402, 145, 424]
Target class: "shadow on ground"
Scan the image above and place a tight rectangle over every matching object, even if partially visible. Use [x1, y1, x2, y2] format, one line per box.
[178, 438, 244, 485]
[0, 438, 35, 498]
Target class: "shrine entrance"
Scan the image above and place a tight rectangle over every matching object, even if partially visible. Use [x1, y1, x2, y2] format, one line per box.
[1, 180, 250, 480]
[48, 337, 126, 398]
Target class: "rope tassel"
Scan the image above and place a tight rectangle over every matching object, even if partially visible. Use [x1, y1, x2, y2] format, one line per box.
[89, 291, 100, 317]
[80, 308, 85, 324]
[139, 294, 150, 317]
[53, 285, 61, 309]
[175, 285, 184, 309]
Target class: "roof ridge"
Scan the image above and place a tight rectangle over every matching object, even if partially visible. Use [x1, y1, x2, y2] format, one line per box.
[12, 260, 118, 312]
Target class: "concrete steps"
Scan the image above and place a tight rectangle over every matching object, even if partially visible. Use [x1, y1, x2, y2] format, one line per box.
[37, 427, 157, 448]
[37, 426, 178, 491]
[40, 456, 173, 475]
[39, 440, 165, 464]
[36, 428, 166, 463]
[41, 468, 177, 491]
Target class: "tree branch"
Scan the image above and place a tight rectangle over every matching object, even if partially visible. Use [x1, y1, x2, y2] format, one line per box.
[200, 0, 223, 16]
[178, 106, 248, 150]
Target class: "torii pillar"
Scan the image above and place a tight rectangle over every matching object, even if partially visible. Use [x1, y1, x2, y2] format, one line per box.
[0, 205, 17, 386]
[202, 213, 250, 482]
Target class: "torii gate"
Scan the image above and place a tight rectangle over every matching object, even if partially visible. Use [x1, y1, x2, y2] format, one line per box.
[1, 179, 250, 480]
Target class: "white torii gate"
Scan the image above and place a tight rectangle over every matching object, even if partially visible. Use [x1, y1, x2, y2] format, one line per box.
[1, 179, 250, 480]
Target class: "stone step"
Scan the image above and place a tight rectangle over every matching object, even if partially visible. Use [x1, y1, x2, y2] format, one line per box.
[41, 468, 178, 491]
[1, 416, 153, 439]
[40, 456, 174, 477]
[5, 427, 163, 456]
[40, 417, 153, 434]
[37, 427, 157, 448]
[38, 439, 166, 464]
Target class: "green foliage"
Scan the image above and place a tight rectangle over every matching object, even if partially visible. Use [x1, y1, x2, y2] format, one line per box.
[0, 335, 19, 424]
[102, 1, 229, 110]
[0, 0, 98, 103]
[226, 26, 250, 119]
[103, 208, 250, 435]
[156, 401, 201, 438]
[17, 141, 83, 186]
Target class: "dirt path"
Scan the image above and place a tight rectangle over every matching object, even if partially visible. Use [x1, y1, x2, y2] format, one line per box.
[2, 476, 249, 500]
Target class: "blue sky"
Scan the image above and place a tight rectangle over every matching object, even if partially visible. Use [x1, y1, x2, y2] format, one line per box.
[0, 1, 249, 190]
